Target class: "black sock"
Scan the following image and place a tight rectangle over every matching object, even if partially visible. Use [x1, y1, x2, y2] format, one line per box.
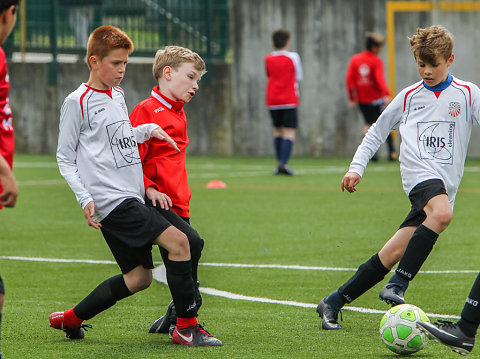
[392, 224, 438, 283]
[458, 273, 480, 337]
[337, 253, 390, 304]
[164, 258, 197, 318]
[74, 274, 133, 320]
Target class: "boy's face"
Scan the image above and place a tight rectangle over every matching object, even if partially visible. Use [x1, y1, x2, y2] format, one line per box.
[162, 62, 202, 103]
[416, 53, 454, 87]
[90, 48, 129, 90]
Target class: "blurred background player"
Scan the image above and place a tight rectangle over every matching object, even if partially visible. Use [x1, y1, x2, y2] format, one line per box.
[346, 32, 396, 162]
[130, 45, 207, 337]
[0, 1, 19, 358]
[265, 28, 302, 175]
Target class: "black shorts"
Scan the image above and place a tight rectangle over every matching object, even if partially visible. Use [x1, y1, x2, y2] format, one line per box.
[399, 179, 447, 228]
[269, 108, 298, 129]
[100, 198, 172, 274]
[0, 274, 4, 294]
[358, 103, 383, 125]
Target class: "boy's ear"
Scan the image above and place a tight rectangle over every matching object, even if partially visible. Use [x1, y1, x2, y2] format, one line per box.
[162, 66, 172, 80]
[447, 53, 454, 66]
[88, 55, 99, 69]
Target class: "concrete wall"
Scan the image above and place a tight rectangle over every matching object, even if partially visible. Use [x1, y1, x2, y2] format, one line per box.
[9, 0, 480, 156]
[9, 61, 233, 155]
[231, 0, 480, 157]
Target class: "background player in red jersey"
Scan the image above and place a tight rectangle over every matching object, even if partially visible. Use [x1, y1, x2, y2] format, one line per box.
[346, 32, 396, 161]
[265, 29, 303, 175]
[129, 45, 211, 337]
[0, 1, 19, 358]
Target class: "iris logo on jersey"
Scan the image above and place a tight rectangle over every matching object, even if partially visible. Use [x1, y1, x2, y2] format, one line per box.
[448, 102, 461, 117]
[106, 120, 141, 168]
[417, 121, 455, 164]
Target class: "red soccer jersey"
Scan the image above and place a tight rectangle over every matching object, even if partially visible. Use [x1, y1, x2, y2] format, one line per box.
[130, 86, 191, 218]
[265, 50, 302, 109]
[345, 50, 390, 104]
[0, 46, 14, 207]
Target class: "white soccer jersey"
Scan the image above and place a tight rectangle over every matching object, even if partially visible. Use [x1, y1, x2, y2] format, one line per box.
[57, 83, 158, 221]
[349, 74, 480, 206]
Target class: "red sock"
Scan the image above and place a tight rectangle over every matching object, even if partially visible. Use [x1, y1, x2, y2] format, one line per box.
[64, 307, 84, 328]
[176, 316, 198, 330]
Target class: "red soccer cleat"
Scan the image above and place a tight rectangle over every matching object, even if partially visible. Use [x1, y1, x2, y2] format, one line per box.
[49, 311, 91, 339]
[172, 323, 222, 346]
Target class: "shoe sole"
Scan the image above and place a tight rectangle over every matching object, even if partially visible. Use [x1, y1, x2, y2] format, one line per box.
[417, 325, 472, 356]
[378, 295, 405, 306]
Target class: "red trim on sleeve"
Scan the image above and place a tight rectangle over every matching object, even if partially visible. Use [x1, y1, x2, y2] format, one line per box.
[403, 83, 423, 112]
[453, 80, 471, 105]
[79, 87, 91, 119]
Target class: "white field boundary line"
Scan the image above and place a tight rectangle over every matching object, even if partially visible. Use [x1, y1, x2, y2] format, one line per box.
[0, 256, 477, 275]
[152, 264, 460, 320]
[0, 256, 464, 320]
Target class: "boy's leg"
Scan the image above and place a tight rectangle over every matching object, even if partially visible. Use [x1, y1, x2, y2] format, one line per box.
[0, 275, 4, 355]
[318, 227, 414, 330]
[49, 270, 139, 339]
[384, 194, 451, 304]
[153, 227, 222, 346]
[149, 207, 205, 334]
[417, 273, 480, 355]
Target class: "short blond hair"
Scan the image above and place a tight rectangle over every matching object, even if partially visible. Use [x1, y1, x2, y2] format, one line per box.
[152, 46, 206, 82]
[86, 26, 134, 70]
[409, 25, 454, 63]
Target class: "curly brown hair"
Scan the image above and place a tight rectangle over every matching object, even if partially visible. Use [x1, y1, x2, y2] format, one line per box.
[409, 25, 454, 63]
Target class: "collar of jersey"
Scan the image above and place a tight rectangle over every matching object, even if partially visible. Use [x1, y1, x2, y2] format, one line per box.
[151, 86, 184, 111]
[84, 84, 112, 98]
[423, 73, 453, 92]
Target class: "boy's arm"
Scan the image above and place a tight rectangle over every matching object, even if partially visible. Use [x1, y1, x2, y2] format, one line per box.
[56, 98, 94, 210]
[348, 92, 403, 178]
[373, 58, 391, 102]
[133, 123, 179, 151]
[293, 52, 303, 82]
[0, 154, 18, 207]
[345, 58, 356, 105]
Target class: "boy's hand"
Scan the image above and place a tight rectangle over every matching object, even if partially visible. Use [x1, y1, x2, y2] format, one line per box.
[0, 171, 18, 208]
[84, 201, 101, 229]
[341, 172, 361, 193]
[146, 187, 173, 210]
[151, 127, 180, 152]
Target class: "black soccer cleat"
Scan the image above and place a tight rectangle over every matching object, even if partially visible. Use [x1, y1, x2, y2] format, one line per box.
[316, 298, 342, 330]
[379, 284, 405, 306]
[417, 320, 475, 356]
[149, 300, 177, 335]
[172, 323, 223, 347]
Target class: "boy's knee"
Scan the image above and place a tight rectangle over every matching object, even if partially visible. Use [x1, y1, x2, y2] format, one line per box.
[431, 207, 453, 228]
[125, 270, 152, 293]
[169, 231, 190, 257]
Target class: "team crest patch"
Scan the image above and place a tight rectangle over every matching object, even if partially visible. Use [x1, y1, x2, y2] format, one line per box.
[448, 102, 461, 117]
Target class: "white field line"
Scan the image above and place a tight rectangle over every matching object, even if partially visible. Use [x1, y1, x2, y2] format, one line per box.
[152, 264, 460, 320]
[0, 256, 464, 319]
[1, 256, 477, 275]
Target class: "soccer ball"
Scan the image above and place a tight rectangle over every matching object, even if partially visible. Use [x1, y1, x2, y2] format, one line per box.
[379, 304, 430, 355]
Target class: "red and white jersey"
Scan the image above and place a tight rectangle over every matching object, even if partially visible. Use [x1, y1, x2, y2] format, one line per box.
[130, 86, 191, 218]
[265, 50, 303, 109]
[349, 74, 480, 206]
[57, 83, 158, 221]
[0, 46, 13, 169]
[346, 50, 390, 104]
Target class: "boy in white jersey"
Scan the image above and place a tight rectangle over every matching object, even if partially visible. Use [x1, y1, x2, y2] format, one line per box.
[316, 25, 480, 333]
[50, 25, 222, 347]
